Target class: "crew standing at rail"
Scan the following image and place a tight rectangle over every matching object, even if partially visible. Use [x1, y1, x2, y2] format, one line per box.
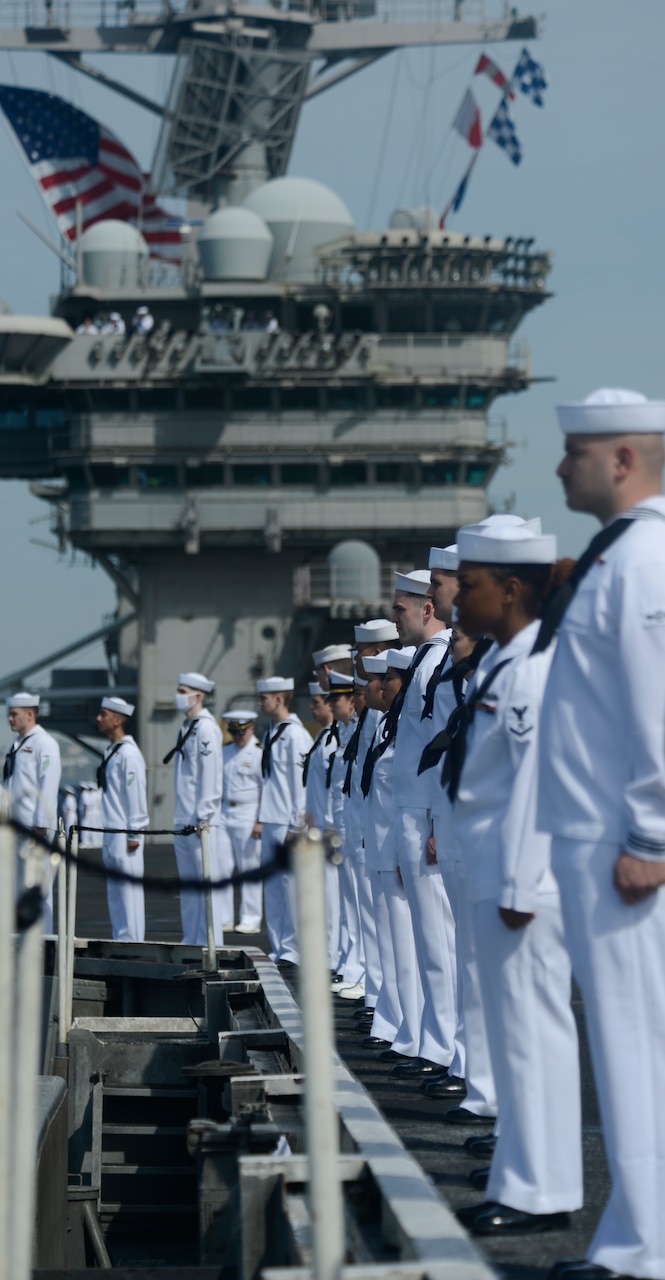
[257, 676, 312, 967]
[96, 696, 148, 942]
[220, 710, 263, 934]
[4, 691, 61, 932]
[165, 672, 226, 944]
[539, 388, 665, 1280]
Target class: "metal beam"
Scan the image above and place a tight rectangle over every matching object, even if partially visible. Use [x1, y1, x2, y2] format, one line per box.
[50, 52, 166, 118]
[0, 612, 137, 692]
[305, 52, 387, 101]
[308, 16, 539, 55]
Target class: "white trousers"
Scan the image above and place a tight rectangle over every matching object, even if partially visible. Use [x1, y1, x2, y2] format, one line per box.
[338, 845, 365, 984]
[380, 867, 423, 1056]
[261, 823, 299, 964]
[454, 869, 497, 1116]
[103, 835, 145, 941]
[368, 869, 402, 1042]
[396, 808, 456, 1066]
[174, 830, 227, 946]
[356, 856, 381, 1008]
[473, 895, 583, 1215]
[553, 837, 665, 1278]
[220, 808, 263, 927]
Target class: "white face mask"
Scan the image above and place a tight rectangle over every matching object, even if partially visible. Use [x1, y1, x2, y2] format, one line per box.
[175, 692, 194, 713]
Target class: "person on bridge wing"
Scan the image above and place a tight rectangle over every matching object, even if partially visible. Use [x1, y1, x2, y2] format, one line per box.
[4, 690, 61, 932]
[96, 696, 148, 942]
[256, 676, 313, 967]
[165, 672, 226, 946]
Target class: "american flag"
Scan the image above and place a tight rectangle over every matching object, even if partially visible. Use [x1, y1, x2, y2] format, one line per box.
[0, 85, 182, 263]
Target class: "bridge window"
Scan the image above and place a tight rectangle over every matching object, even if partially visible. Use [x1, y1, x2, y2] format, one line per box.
[184, 388, 224, 411]
[186, 464, 225, 487]
[0, 408, 30, 428]
[328, 462, 367, 487]
[233, 464, 272, 486]
[280, 388, 321, 412]
[376, 462, 415, 485]
[421, 461, 459, 485]
[137, 465, 179, 489]
[281, 464, 320, 486]
[466, 463, 492, 486]
[375, 386, 416, 409]
[63, 468, 87, 491]
[422, 387, 460, 408]
[231, 387, 274, 411]
[91, 465, 130, 488]
[136, 389, 175, 412]
[326, 387, 368, 411]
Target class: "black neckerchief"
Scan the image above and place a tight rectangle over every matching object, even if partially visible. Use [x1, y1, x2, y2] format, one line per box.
[531, 519, 634, 654]
[360, 721, 392, 798]
[97, 738, 127, 791]
[381, 642, 433, 742]
[262, 720, 289, 778]
[3, 731, 35, 782]
[418, 637, 494, 775]
[342, 706, 368, 797]
[302, 724, 330, 786]
[441, 658, 512, 801]
[420, 643, 452, 720]
[163, 717, 199, 765]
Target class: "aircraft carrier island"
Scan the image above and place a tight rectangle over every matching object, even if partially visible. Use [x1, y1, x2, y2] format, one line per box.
[0, 0, 550, 827]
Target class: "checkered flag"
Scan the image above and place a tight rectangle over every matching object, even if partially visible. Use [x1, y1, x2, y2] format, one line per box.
[512, 46, 548, 107]
[488, 100, 522, 166]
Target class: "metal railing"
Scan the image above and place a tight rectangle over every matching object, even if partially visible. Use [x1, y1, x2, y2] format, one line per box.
[0, 0, 490, 29]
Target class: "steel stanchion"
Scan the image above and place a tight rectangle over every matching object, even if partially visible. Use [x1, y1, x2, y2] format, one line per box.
[0, 806, 15, 1280]
[56, 823, 67, 1045]
[199, 823, 216, 972]
[65, 827, 79, 1034]
[291, 829, 344, 1280]
[10, 837, 46, 1280]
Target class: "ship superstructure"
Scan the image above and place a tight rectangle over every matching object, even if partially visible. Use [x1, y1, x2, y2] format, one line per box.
[0, 0, 550, 821]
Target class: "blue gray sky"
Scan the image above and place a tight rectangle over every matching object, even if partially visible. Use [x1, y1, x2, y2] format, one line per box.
[0, 0, 662, 678]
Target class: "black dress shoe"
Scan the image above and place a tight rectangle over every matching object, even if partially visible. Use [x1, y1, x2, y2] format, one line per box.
[330, 972, 345, 985]
[362, 1036, 391, 1049]
[393, 1057, 447, 1078]
[457, 1200, 503, 1228]
[353, 1006, 375, 1021]
[467, 1166, 490, 1191]
[421, 1074, 466, 1098]
[465, 1202, 571, 1236]
[378, 1048, 411, 1063]
[549, 1263, 630, 1280]
[442, 1106, 495, 1127]
[464, 1133, 497, 1156]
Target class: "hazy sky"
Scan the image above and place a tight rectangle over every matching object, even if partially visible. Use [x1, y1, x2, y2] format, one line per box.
[0, 0, 662, 679]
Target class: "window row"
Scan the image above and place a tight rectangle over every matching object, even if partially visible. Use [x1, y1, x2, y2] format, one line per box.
[63, 459, 492, 492]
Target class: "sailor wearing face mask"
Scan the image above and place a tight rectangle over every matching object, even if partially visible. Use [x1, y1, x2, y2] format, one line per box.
[165, 673, 226, 944]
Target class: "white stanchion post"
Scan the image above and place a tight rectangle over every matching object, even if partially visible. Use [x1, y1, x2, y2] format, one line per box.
[10, 837, 46, 1280]
[199, 823, 216, 972]
[0, 803, 15, 1280]
[56, 822, 67, 1045]
[291, 829, 344, 1280]
[65, 827, 79, 1034]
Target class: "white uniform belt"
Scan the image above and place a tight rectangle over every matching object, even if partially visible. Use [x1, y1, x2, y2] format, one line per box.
[224, 799, 258, 810]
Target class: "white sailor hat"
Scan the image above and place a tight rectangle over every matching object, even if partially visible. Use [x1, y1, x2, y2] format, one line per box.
[394, 570, 431, 596]
[308, 682, 328, 697]
[354, 673, 368, 687]
[137, 305, 149, 315]
[385, 646, 417, 670]
[6, 691, 40, 708]
[354, 618, 399, 643]
[556, 387, 665, 435]
[327, 670, 356, 695]
[480, 514, 542, 533]
[457, 523, 557, 565]
[100, 695, 135, 716]
[178, 672, 214, 694]
[64, 784, 76, 795]
[312, 643, 353, 666]
[362, 653, 388, 675]
[429, 544, 459, 572]
[224, 709, 258, 723]
[110, 311, 122, 321]
[256, 677, 294, 693]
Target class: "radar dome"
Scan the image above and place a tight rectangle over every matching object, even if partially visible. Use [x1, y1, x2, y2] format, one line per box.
[197, 206, 273, 281]
[243, 177, 354, 283]
[327, 540, 381, 604]
[80, 220, 149, 290]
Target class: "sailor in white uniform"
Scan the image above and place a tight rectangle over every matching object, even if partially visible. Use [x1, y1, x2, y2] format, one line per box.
[96, 696, 148, 941]
[220, 710, 263, 934]
[4, 691, 61, 932]
[350, 619, 399, 1019]
[302, 681, 340, 970]
[539, 388, 665, 1280]
[361, 648, 423, 1057]
[390, 570, 457, 1079]
[328, 670, 363, 998]
[165, 672, 226, 945]
[450, 521, 583, 1237]
[257, 676, 313, 964]
[311, 643, 353, 693]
